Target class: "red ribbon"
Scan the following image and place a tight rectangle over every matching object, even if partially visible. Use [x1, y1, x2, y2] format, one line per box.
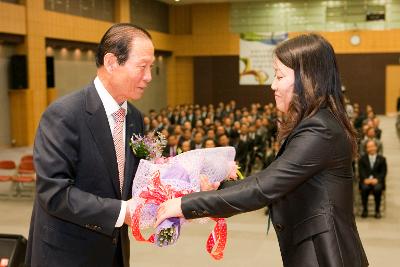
[131, 171, 228, 260]
[206, 218, 228, 260]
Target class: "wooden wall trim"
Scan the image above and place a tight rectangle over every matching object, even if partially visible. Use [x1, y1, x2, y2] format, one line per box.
[290, 30, 400, 54]
[386, 66, 400, 115]
[0, 2, 26, 35]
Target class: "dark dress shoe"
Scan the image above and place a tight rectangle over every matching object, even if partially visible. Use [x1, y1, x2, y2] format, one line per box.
[375, 212, 382, 219]
[361, 210, 368, 218]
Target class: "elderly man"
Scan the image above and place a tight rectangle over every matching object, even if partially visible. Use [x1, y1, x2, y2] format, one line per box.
[359, 140, 387, 219]
[26, 24, 154, 267]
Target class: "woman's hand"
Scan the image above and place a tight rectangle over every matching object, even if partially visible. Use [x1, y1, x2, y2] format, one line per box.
[155, 197, 184, 228]
[200, 174, 220, 191]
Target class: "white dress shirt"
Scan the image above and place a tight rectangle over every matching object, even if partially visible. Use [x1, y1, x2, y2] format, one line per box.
[94, 76, 127, 228]
[368, 154, 377, 179]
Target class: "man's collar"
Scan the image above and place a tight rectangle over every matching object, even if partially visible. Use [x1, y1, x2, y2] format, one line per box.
[94, 76, 127, 116]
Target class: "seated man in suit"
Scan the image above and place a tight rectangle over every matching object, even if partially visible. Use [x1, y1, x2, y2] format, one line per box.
[217, 134, 230, 147]
[180, 140, 191, 153]
[359, 126, 383, 156]
[190, 131, 204, 150]
[236, 124, 251, 174]
[204, 138, 216, 148]
[359, 140, 387, 219]
[163, 134, 180, 157]
[262, 141, 280, 169]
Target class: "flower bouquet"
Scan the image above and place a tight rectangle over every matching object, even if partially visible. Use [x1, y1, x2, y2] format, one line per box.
[130, 132, 167, 160]
[130, 138, 238, 260]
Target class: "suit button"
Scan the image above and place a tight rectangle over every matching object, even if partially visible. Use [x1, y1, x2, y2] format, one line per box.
[112, 238, 117, 245]
[275, 224, 284, 232]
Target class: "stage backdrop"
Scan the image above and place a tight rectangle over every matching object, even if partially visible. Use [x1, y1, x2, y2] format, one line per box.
[194, 53, 400, 113]
[239, 32, 288, 85]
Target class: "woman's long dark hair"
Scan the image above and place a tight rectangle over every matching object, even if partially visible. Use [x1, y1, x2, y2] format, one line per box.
[274, 33, 358, 157]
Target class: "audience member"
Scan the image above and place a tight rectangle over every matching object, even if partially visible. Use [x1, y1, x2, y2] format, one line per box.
[204, 138, 216, 148]
[218, 134, 230, 147]
[359, 140, 387, 219]
[180, 140, 191, 153]
[191, 131, 204, 150]
[163, 134, 180, 157]
[360, 127, 383, 156]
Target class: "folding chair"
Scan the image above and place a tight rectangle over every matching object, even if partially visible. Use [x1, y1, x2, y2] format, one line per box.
[12, 160, 36, 198]
[20, 155, 33, 163]
[0, 161, 17, 198]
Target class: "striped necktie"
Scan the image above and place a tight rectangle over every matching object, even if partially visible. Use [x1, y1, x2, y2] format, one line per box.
[112, 108, 125, 194]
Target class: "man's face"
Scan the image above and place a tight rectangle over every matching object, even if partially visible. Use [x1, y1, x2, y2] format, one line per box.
[168, 136, 177, 146]
[224, 118, 232, 127]
[111, 37, 155, 102]
[367, 128, 376, 138]
[207, 130, 215, 139]
[184, 121, 192, 130]
[181, 141, 191, 152]
[240, 125, 248, 135]
[184, 130, 192, 139]
[366, 141, 377, 155]
[219, 136, 229, 146]
[216, 126, 225, 136]
[174, 126, 182, 135]
[194, 133, 203, 143]
[205, 140, 215, 148]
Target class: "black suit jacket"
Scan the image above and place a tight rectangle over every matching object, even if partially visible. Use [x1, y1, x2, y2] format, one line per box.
[190, 141, 203, 150]
[26, 83, 143, 267]
[162, 145, 179, 157]
[235, 138, 250, 165]
[181, 109, 368, 267]
[358, 154, 387, 190]
[397, 96, 400, 112]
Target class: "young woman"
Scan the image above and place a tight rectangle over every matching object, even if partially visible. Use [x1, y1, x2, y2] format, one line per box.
[156, 34, 368, 267]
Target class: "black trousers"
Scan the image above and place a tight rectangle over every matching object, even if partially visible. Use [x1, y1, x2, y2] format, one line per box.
[360, 183, 383, 212]
[112, 236, 124, 267]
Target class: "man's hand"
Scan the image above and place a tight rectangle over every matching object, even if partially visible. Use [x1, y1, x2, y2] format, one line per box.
[370, 178, 379, 185]
[364, 177, 378, 186]
[124, 199, 137, 226]
[200, 174, 220, 191]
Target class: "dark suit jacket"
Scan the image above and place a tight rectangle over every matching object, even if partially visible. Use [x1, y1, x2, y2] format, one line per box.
[235, 138, 250, 166]
[397, 96, 400, 112]
[190, 141, 203, 150]
[162, 145, 179, 157]
[26, 83, 143, 267]
[358, 154, 387, 190]
[181, 109, 368, 267]
[263, 151, 277, 169]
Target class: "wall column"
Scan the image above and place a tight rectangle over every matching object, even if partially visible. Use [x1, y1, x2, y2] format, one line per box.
[26, 0, 47, 145]
[9, 0, 47, 146]
[166, 56, 193, 106]
[115, 0, 131, 23]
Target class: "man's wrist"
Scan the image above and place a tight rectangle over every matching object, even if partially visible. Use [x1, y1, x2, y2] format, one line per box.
[115, 201, 127, 227]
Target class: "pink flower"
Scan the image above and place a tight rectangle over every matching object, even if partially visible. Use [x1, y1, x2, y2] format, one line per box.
[154, 157, 170, 164]
[227, 161, 239, 180]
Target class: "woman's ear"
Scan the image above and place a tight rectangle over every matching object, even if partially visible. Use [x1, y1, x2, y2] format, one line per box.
[103, 53, 118, 73]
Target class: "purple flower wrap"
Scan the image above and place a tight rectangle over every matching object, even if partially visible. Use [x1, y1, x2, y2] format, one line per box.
[155, 217, 181, 247]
